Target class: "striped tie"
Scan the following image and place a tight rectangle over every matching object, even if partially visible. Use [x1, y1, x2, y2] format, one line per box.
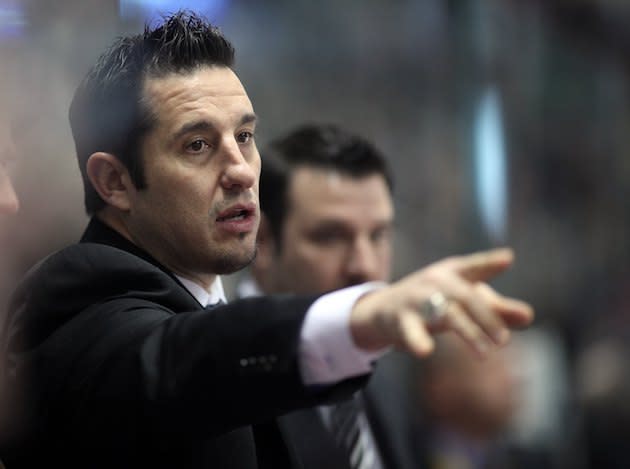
[330, 396, 380, 469]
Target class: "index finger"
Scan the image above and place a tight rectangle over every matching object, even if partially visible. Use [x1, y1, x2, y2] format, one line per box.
[455, 248, 515, 282]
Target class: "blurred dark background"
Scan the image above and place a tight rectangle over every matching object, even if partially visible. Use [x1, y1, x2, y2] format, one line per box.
[2, 0, 630, 467]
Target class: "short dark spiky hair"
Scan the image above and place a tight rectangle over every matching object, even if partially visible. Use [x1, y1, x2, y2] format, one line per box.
[69, 11, 235, 214]
[260, 124, 394, 245]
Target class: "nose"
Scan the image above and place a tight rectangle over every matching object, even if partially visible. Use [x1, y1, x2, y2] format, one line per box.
[345, 236, 380, 283]
[0, 169, 19, 215]
[219, 138, 258, 192]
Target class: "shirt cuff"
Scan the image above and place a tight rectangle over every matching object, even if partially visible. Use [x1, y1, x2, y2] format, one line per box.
[299, 282, 389, 385]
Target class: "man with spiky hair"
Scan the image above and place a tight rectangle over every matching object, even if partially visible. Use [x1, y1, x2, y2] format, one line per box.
[0, 12, 532, 469]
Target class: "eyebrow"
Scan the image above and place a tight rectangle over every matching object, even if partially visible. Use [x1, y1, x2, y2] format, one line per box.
[170, 113, 258, 145]
[310, 218, 394, 231]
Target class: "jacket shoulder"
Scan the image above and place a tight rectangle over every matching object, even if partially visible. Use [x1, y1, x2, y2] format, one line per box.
[17, 242, 178, 305]
[4, 243, 197, 350]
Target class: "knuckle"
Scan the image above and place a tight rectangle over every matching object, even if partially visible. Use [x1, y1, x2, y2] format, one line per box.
[419, 267, 449, 286]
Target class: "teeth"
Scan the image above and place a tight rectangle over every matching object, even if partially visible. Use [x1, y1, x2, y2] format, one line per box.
[220, 211, 247, 221]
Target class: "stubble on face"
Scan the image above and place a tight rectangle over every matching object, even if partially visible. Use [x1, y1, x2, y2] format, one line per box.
[204, 238, 258, 274]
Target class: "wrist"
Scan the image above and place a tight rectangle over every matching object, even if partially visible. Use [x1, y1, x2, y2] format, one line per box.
[349, 291, 389, 351]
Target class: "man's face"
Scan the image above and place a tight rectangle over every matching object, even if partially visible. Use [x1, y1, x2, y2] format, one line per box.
[267, 167, 394, 294]
[125, 66, 260, 282]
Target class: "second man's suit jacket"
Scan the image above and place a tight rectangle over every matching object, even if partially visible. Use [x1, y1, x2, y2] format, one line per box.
[0, 218, 367, 469]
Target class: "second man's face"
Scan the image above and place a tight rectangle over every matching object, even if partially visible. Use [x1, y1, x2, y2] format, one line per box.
[269, 167, 394, 294]
[125, 66, 261, 281]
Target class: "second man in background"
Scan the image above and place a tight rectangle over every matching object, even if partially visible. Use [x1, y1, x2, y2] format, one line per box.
[238, 123, 412, 469]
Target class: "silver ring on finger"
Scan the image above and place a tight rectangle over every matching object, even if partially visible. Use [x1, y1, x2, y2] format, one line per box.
[418, 291, 451, 325]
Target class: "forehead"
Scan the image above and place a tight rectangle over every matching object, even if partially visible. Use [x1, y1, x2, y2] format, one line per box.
[286, 167, 393, 224]
[142, 66, 254, 130]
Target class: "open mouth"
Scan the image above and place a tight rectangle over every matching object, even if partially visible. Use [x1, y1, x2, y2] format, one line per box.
[216, 203, 256, 223]
[217, 209, 250, 222]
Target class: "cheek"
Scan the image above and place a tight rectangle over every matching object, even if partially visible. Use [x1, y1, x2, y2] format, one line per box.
[362, 241, 392, 281]
[305, 243, 345, 269]
[283, 243, 341, 280]
[288, 243, 329, 270]
[378, 245, 393, 273]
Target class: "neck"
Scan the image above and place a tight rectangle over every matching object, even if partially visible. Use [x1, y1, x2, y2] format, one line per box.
[95, 210, 217, 291]
[96, 209, 131, 243]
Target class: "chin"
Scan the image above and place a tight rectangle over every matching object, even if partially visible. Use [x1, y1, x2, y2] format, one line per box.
[209, 245, 257, 275]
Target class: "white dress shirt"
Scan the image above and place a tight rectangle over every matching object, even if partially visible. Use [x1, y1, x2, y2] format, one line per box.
[175, 274, 228, 306]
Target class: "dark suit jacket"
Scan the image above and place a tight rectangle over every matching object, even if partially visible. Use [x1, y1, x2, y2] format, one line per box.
[0, 218, 366, 468]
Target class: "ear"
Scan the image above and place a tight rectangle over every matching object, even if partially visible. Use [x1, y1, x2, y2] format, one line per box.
[253, 214, 278, 273]
[86, 152, 134, 211]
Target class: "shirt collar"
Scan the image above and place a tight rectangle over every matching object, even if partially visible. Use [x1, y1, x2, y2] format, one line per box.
[175, 275, 227, 307]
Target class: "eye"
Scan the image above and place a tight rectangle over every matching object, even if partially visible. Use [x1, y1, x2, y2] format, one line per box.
[186, 139, 209, 154]
[236, 131, 254, 144]
[310, 228, 348, 246]
[370, 227, 391, 243]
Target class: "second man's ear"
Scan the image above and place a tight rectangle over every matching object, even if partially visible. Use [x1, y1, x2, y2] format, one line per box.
[86, 152, 134, 211]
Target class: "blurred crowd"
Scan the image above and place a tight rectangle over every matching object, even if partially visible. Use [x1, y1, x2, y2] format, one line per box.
[2, 0, 630, 468]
